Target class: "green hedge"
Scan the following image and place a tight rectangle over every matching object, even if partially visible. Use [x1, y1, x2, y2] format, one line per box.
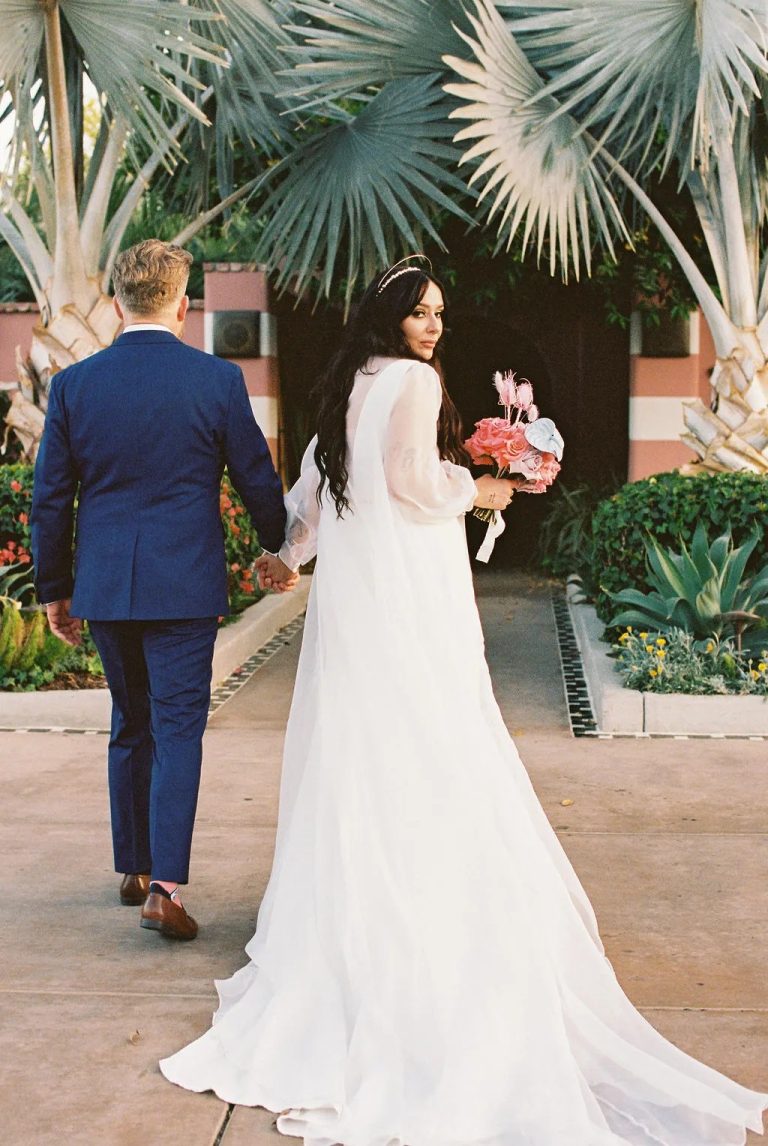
[592, 471, 768, 621]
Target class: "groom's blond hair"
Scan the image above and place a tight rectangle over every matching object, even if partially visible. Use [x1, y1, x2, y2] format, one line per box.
[112, 239, 193, 315]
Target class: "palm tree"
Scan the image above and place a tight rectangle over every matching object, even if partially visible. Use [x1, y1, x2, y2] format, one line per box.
[0, 0, 289, 457]
[256, 0, 768, 476]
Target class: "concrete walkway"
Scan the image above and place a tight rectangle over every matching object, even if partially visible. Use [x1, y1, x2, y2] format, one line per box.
[1, 572, 766, 1144]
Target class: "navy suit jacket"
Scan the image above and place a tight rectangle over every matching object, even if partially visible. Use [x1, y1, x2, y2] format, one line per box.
[31, 330, 287, 620]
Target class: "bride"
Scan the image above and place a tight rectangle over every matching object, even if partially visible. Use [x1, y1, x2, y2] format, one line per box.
[160, 260, 767, 1145]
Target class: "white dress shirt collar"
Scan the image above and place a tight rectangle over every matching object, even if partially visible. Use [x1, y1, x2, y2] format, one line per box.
[122, 322, 175, 334]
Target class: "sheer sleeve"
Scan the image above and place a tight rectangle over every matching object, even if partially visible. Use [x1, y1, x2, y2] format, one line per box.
[386, 362, 477, 523]
[277, 437, 321, 571]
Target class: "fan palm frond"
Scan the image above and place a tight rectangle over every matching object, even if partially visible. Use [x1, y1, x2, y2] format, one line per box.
[444, 0, 628, 279]
[284, 0, 472, 106]
[254, 75, 474, 304]
[0, 2, 44, 175]
[196, 0, 295, 160]
[61, 1, 227, 150]
[0, 1, 42, 95]
[0, 0, 229, 167]
[497, 0, 768, 171]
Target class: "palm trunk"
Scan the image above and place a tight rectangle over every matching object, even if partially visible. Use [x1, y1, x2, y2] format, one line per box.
[7, 299, 120, 462]
[42, 1, 91, 315]
[610, 158, 768, 475]
[682, 334, 768, 475]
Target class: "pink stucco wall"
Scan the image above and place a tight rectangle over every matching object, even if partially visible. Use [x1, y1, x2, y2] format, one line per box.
[0, 303, 205, 382]
[627, 311, 717, 481]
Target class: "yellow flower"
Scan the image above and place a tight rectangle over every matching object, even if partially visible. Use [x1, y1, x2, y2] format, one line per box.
[649, 668, 658, 678]
[706, 641, 714, 653]
[657, 649, 666, 659]
[750, 669, 760, 681]
[645, 644, 654, 653]
[627, 626, 633, 633]
[656, 637, 666, 646]
[618, 632, 629, 643]
[759, 663, 767, 673]
[639, 632, 649, 639]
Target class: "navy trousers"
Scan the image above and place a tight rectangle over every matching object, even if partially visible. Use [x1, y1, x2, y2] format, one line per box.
[88, 618, 219, 884]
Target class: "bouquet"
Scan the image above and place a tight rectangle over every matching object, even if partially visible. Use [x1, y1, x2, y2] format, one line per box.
[464, 371, 564, 562]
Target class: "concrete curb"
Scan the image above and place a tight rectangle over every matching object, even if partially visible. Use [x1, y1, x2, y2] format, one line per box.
[567, 584, 768, 735]
[210, 576, 310, 687]
[0, 577, 311, 731]
[567, 584, 643, 733]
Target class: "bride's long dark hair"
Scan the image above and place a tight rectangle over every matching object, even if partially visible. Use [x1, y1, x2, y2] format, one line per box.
[313, 266, 470, 516]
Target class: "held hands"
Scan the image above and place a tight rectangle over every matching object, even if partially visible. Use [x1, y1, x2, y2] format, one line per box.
[45, 599, 83, 647]
[473, 475, 518, 512]
[254, 553, 300, 594]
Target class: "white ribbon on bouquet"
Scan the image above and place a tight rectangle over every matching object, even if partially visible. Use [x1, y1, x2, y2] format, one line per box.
[475, 511, 506, 564]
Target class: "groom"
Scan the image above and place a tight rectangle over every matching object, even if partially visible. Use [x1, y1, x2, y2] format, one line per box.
[31, 239, 292, 941]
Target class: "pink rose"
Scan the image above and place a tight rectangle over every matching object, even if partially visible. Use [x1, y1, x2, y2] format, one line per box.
[500, 425, 530, 472]
[518, 449, 543, 479]
[465, 417, 514, 466]
[538, 453, 561, 485]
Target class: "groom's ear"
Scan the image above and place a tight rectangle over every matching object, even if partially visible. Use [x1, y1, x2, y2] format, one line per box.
[177, 295, 190, 322]
[113, 297, 125, 322]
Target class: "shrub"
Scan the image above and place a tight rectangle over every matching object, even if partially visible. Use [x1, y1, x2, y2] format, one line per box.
[0, 464, 265, 616]
[613, 628, 768, 696]
[0, 464, 34, 602]
[535, 479, 620, 594]
[220, 476, 265, 614]
[592, 471, 768, 620]
[0, 598, 105, 691]
[0, 601, 53, 690]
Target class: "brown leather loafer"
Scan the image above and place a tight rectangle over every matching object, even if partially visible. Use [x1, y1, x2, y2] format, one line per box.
[140, 887, 198, 941]
[119, 872, 151, 906]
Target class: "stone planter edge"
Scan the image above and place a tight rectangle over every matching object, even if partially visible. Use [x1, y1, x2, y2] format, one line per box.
[566, 584, 768, 735]
[0, 576, 311, 731]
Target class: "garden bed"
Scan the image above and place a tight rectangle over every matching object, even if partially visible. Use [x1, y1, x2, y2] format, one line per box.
[567, 584, 768, 735]
[0, 577, 311, 731]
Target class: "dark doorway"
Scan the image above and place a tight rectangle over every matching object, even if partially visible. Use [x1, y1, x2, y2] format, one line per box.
[275, 278, 630, 567]
[443, 279, 630, 565]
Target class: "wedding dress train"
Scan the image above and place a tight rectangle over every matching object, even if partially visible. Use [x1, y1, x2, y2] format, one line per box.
[161, 358, 767, 1145]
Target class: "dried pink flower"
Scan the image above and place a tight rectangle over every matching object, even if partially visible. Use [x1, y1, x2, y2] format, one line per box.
[515, 381, 534, 410]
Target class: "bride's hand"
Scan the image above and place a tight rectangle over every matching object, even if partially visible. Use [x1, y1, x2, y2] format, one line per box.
[255, 553, 300, 593]
[473, 475, 516, 511]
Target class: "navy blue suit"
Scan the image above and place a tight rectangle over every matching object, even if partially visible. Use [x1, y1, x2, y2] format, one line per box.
[31, 329, 287, 882]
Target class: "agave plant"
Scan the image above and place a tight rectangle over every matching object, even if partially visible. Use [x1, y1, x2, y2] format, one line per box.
[0, 0, 292, 457]
[256, 0, 768, 473]
[0, 561, 34, 604]
[607, 523, 768, 649]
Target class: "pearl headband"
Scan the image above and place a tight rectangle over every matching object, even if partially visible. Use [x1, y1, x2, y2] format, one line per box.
[376, 253, 433, 295]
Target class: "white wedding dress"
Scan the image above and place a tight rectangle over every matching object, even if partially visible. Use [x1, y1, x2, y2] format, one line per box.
[161, 358, 767, 1145]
